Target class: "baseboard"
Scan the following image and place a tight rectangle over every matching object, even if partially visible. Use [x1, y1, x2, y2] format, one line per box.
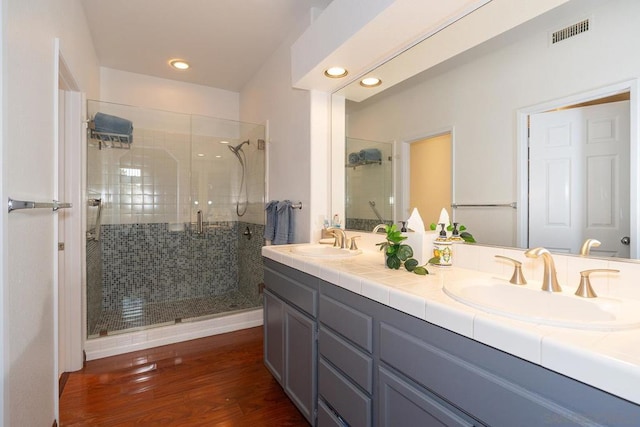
[59, 372, 70, 397]
[84, 308, 263, 360]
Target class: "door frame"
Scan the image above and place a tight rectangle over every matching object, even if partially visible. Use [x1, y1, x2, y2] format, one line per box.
[55, 40, 84, 384]
[399, 126, 455, 224]
[516, 79, 639, 258]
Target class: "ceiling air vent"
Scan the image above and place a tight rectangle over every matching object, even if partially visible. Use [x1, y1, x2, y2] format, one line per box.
[551, 19, 590, 44]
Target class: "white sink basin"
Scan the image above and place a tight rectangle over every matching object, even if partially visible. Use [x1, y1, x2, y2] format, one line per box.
[443, 278, 640, 331]
[291, 244, 362, 259]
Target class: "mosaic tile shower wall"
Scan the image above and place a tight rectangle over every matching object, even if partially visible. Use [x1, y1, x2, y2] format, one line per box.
[346, 218, 392, 232]
[100, 222, 239, 311]
[237, 222, 265, 305]
[86, 238, 102, 334]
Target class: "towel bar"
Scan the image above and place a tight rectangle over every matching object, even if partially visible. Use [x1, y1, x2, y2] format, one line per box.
[451, 202, 517, 209]
[8, 197, 72, 213]
[291, 202, 302, 209]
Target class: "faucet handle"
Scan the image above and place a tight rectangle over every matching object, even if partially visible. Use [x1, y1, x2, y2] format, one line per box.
[328, 230, 341, 247]
[349, 236, 361, 250]
[575, 269, 619, 298]
[495, 255, 527, 285]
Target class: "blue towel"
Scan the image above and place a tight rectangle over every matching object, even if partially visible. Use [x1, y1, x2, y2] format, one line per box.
[94, 112, 134, 141]
[348, 152, 360, 165]
[273, 200, 294, 245]
[358, 148, 381, 162]
[263, 200, 278, 241]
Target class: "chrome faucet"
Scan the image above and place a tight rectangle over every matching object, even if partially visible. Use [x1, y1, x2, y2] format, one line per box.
[580, 239, 601, 256]
[524, 247, 562, 292]
[327, 227, 347, 249]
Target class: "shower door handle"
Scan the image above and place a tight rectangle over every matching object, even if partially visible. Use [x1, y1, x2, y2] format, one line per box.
[196, 210, 204, 234]
[8, 198, 72, 213]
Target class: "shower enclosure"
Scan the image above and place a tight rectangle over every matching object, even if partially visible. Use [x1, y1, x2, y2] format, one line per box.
[86, 100, 265, 338]
[345, 137, 394, 231]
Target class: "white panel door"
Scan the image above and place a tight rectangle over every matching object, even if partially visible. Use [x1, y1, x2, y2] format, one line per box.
[529, 101, 630, 257]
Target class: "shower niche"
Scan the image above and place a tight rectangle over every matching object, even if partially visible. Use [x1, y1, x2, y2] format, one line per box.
[86, 100, 266, 338]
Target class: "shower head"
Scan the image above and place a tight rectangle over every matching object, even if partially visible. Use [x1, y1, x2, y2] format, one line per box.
[228, 140, 249, 165]
[228, 139, 250, 154]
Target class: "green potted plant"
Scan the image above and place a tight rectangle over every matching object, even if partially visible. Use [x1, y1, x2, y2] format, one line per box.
[377, 224, 429, 275]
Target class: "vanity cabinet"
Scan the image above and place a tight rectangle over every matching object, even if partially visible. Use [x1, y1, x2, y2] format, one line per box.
[318, 277, 477, 427]
[263, 260, 319, 425]
[264, 259, 640, 426]
[318, 294, 374, 426]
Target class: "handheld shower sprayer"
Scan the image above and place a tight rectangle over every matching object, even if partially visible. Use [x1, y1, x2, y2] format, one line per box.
[228, 139, 250, 216]
[228, 140, 250, 156]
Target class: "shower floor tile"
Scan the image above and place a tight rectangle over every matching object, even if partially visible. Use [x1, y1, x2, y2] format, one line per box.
[89, 291, 259, 337]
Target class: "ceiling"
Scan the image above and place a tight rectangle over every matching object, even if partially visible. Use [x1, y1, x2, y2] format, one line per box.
[81, 0, 332, 92]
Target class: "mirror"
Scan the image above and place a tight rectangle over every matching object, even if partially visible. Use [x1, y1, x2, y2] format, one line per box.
[334, 0, 640, 259]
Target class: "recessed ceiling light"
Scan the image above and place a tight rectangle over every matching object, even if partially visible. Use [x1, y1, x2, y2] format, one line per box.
[196, 153, 205, 157]
[215, 155, 222, 158]
[169, 59, 190, 70]
[360, 77, 382, 87]
[219, 140, 230, 145]
[324, 67, 348, 78]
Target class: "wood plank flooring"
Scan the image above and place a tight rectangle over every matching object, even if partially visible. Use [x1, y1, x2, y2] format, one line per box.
[60, 327, 309, 426]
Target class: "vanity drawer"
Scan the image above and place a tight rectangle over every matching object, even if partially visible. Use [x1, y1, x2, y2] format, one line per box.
[318, 399, 348, 427]
[319, 358, 372, 427]
[319, 326, 373, 393]
[264, 260, 318, 317]
[319, 294, 372, 352]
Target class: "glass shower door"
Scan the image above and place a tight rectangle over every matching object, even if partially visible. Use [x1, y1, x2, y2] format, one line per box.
[190, 115, 266, 313]
[85, 101, 266, 338]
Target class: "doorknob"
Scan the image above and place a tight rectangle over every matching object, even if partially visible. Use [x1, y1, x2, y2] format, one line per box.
[621, 236, 631, 245]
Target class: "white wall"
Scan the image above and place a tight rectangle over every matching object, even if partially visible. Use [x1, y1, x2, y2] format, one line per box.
[240, 17, 323, 243]
[2, 0, 99, 424]
[345, 0, 640, 246]
[99, 67, 239, 120]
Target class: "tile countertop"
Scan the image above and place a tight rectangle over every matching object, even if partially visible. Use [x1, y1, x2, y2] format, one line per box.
[262, 241, 640, 406]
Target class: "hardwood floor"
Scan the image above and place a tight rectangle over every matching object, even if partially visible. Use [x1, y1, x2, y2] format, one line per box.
[60, 327, 309, 426]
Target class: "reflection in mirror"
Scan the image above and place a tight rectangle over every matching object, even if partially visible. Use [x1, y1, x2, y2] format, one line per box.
[334, 0, 640, 259]
[528, 96, 630, 258]
[406, 132, 451, 231]
[345, 137, 393, 231]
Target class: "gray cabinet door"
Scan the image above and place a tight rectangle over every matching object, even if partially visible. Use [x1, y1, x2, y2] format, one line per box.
[378, 367, 476, 427]
[285, 304, 317, 424]
[264, 289, 284, 384]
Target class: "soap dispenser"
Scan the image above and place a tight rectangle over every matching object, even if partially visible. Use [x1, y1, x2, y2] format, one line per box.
[433, 223, 453, 266]
[449, 222, 464, 243]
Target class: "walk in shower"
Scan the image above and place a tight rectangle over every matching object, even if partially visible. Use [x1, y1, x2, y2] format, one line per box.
[86, 100, 265, 338]
[345, 137, 393, 231]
